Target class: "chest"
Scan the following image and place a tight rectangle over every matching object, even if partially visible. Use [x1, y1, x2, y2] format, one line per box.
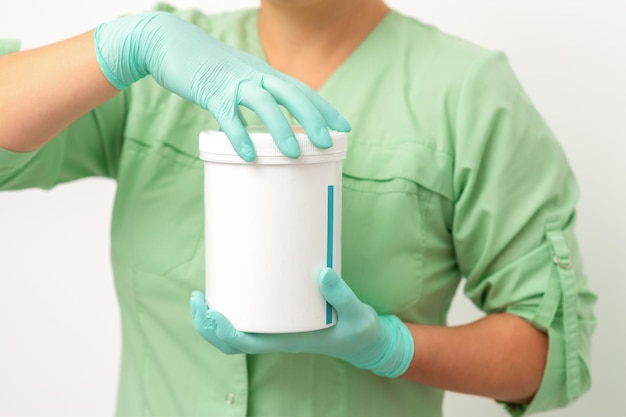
[110, 81, 459, 320]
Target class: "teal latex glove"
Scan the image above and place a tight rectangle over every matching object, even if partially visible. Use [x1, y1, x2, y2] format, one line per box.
[94, 12, 351, 161]
[190, 268, 415, 378]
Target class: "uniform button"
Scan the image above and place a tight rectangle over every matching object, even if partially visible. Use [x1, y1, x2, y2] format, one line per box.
[553, 255, 572, 269]
[225, 393, 235, 405]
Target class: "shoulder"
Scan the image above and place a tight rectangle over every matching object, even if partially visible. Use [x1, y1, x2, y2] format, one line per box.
[384, 11, 531, 139]
[383, 10, 495, 84]
[370, 10, 523, 131]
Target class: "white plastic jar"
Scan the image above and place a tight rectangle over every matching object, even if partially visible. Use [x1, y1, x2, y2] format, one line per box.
[199, 128, 347, 333]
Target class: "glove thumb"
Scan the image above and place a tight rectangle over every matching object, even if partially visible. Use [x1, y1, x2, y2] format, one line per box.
[318, 268, 364, 319]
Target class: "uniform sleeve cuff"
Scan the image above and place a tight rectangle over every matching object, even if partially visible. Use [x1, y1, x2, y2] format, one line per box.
[501, 312, 569, 416]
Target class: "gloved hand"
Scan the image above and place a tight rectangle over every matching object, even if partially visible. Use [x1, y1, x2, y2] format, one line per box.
[94, 11, 351, 161]
[190, 268, 415, 378]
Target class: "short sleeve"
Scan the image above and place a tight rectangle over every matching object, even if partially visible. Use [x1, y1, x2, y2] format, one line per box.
[451, 52, 597, 415]
[0, 146, 40, 176]
[0, 94, 127, 191]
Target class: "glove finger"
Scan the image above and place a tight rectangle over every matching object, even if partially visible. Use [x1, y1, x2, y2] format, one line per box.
[273, 74, 352, 133]
[189, 292, 243, 355]
[190, 291, 211, 331]
[215, 113, 256, 162]
[238, 82, 300, 159]
[318, 268, 367, 320]
[262, 75, 333, 149]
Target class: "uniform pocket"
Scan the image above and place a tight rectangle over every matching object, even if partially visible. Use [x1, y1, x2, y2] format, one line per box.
[111, 108, 207, 279]
[340, 140, 453, 314]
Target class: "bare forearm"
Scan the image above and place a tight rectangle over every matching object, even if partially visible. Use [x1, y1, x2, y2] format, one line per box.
[401, 313, 548, 405]
[0, 31, 118, 152]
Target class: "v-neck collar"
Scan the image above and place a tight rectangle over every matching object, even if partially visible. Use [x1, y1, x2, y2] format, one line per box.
[244, 9, 397, 95]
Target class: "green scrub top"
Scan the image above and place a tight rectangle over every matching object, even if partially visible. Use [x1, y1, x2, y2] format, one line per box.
[0, 5, 596, 417]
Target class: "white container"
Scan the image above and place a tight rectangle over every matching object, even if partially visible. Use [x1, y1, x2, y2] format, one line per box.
[199, 128, 347, 333]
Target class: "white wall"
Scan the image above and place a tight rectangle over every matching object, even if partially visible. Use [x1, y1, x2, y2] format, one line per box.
[1, 1, 624, 416]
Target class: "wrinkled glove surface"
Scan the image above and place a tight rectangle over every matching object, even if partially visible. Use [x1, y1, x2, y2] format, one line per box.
[94, 12, 351, 161]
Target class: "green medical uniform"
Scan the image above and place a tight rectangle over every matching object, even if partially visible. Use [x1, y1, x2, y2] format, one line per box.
[0, 5, 596, 417]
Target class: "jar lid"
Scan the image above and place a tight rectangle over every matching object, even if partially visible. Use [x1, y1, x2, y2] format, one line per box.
[199, 127, 347, 164]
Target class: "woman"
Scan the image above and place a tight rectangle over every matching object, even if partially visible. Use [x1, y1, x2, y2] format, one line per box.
[0, 0, 596, 416]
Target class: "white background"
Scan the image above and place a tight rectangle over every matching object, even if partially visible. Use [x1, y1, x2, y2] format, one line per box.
[1, 0, 624, 416]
